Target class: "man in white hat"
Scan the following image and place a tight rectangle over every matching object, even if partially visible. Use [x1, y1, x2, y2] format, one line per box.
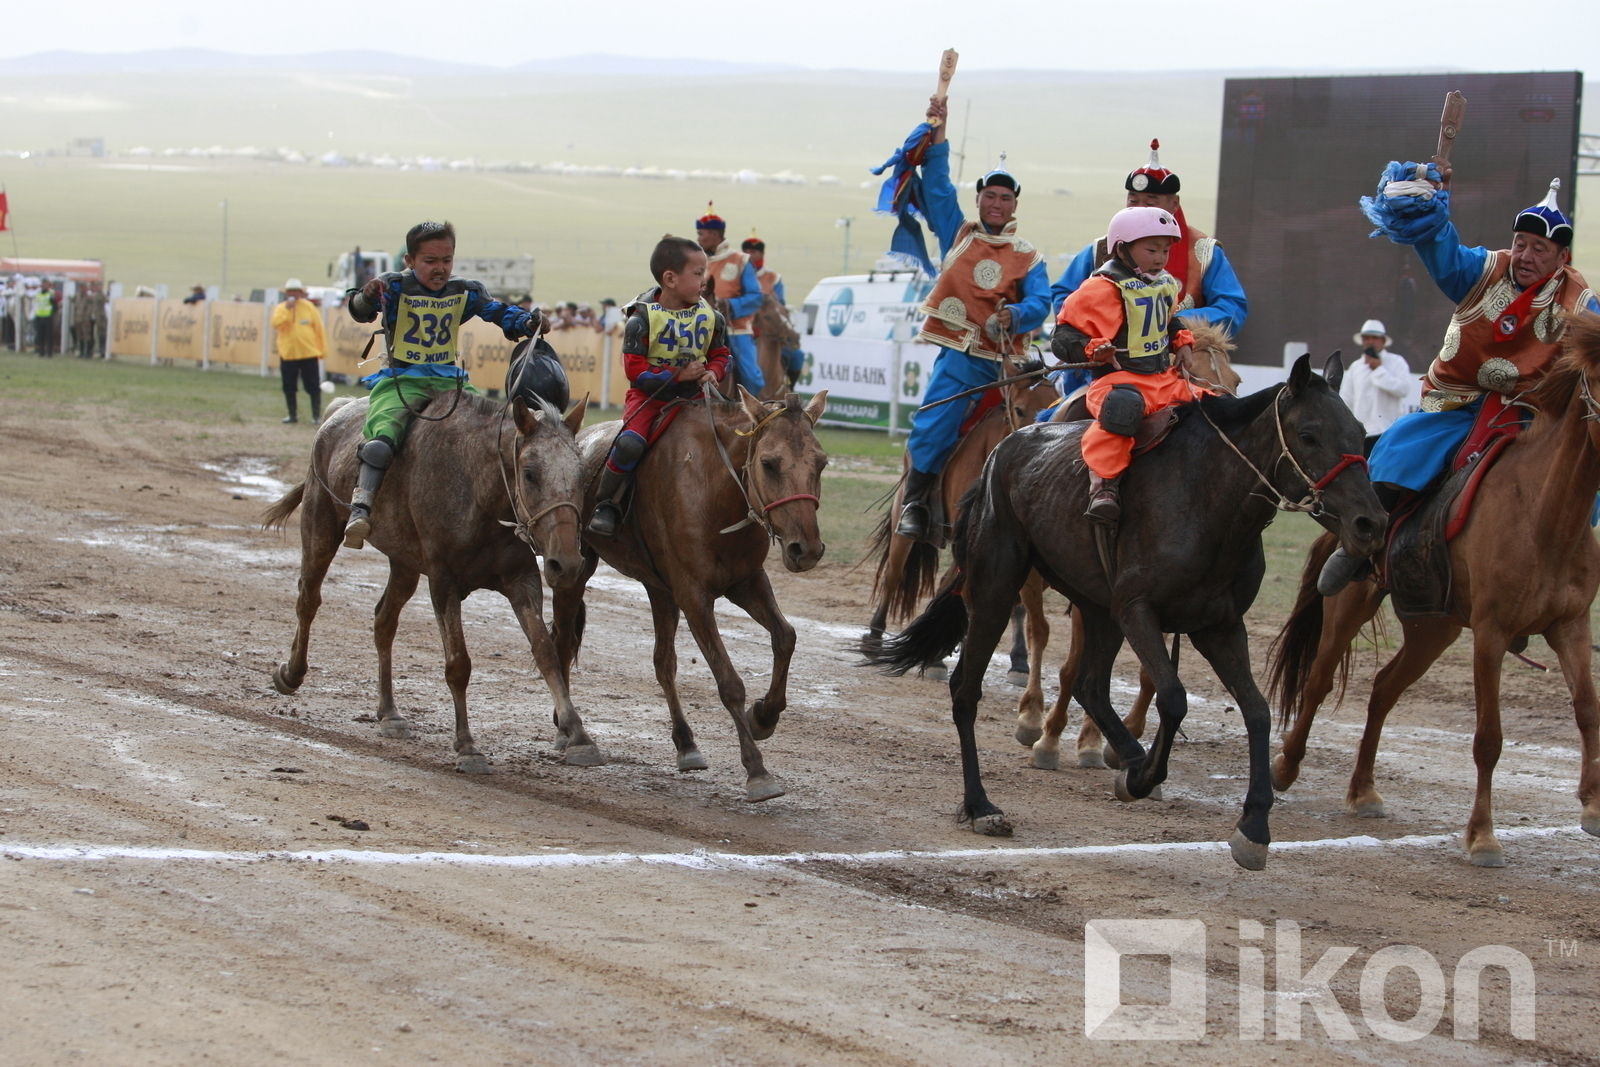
[1339, 318, 1413, 447]
[271, 278, 327, 423]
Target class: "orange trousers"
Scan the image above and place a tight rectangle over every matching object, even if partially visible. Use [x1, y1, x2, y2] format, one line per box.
[1081, 369, 1207, 479]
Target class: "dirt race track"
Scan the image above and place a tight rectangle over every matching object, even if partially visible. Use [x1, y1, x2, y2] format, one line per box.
[3, 402, 1600, 1066]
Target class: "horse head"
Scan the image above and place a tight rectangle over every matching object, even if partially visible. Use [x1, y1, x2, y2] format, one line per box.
[1185, 320, 1243, 396]
[737, 386, 829, 572]
[758, 294, 801, 348]
[1276, 352, 1386, 560]
[508, 393, 588, 589]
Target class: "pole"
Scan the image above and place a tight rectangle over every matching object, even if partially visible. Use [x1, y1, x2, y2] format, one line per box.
[838, 217, 852, 274]
[219, 199, 229, 299]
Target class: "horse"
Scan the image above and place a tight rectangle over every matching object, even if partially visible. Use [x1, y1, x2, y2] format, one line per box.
[1267, 311, 1600, 867]
[553, 387, 829, 801]
[1014, 321, 1245, 767]
[866, 354, 1383, 870]
[753, 293, 802, 401]
[262, 391, 604, 772]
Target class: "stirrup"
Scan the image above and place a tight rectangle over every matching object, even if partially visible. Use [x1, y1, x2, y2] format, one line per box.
[343, 509, 371, 550]
[895, 501, 929, 541]
[587, 503, 620, 538]
[1315, 547, 1370, 597]
[1085, 484, 1121, 524]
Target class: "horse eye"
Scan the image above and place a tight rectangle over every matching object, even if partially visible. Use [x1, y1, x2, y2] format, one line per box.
[1298, 431, 1317, 446]
[761, 457, 780, 474]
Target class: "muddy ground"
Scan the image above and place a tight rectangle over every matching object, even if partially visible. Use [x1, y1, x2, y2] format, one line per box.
[2, 397, 1598, 1066]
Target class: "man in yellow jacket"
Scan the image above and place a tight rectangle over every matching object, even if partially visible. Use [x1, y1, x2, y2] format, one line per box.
[271, 278, 327, 423]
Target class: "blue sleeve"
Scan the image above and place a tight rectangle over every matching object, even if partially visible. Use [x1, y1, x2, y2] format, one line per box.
[1050, 243, 1097, 318]
[1584, 291, 1600, 314]
[920, 140, 964, 259]
[1005, 261, 1052, 336]
[1410, 219, 1491, 305]
[465, 285, 537, 339]
[727, 261, 764, 319]
[773, 278, 786, 306]
[1175, 244, 1249, 335]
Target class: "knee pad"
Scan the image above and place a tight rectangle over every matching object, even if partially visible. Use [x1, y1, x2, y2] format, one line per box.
[609, 430, 647, 472]
[1098, 384, 1145, 437]
[357, 438, 395, 469]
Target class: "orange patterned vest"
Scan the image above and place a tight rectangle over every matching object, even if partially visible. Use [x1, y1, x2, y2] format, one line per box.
[708, 245, 755, 335]
[918, 220, 1044, 361]
[1421, 251, 1595, 411]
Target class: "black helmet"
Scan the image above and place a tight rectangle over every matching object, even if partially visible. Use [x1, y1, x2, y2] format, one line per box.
[505, 337, 570, 413]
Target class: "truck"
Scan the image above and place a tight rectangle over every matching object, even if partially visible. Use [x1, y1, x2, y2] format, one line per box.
[329, 248, 535, 301]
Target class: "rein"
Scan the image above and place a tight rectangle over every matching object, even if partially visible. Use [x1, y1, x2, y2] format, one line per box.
[1198, 388, 1367, 517]
[703, 389, 820, 539]
[494, 405, 579, 553]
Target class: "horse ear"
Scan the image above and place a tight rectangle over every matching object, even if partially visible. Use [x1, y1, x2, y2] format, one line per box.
[510, 396, 539, 435]
[803, 389, 829, 425]
[1323, 350, 1345, 393]
[738, 384, 764, 424]
[1287, 352, 1312, 395]
[564, 393, 590, 436]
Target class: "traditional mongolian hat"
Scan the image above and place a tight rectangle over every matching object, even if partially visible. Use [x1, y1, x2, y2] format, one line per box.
[740, 229, 765, 253]
[695, 202, 726, 232]
[1513, 179, 1573, 247]
[975, 152, 1020, 196]
[1126, 139, 1180, 196]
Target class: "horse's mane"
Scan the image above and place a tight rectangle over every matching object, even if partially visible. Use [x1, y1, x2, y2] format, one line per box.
[1183, 379, 1282, 430]
[1520, 310, 1600, 437]
[430, 390, 562, 423]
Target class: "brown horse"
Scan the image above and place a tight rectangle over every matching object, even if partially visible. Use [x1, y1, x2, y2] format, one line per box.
[1267, 310, 1600, 867]
[1015, 321, 1245, 767]
[263, 392, 604, 772]
[554, 388, 829, 801]
[753, 293, 802, 401]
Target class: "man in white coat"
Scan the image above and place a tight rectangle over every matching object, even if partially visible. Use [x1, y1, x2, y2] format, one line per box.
[1340, 319, 1414, 452]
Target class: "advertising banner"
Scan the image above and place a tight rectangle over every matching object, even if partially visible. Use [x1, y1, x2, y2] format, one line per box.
[794, 336, 916, 431]
[323, 307, 381, 379]
[109, 298, 156, 359]
[209, 302, 266, 368]
[155, 300, 204, 363]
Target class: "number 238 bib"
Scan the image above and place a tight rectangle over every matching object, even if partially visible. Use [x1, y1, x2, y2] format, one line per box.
[394, 291, 468, 365]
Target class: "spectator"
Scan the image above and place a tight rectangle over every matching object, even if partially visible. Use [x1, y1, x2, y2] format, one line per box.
[1339, 318, 1413, 450]
[32, 282, 57, 357]
[182, 284, 207, 305]
[270, 278, 327, 424]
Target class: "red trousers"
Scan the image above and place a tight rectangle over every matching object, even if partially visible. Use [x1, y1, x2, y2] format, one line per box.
[1081, 369, 1207, 478]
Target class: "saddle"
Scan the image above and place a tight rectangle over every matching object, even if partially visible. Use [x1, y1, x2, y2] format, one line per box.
[1052, 392, 1182, 459]
[1384, 394, 1526, 618]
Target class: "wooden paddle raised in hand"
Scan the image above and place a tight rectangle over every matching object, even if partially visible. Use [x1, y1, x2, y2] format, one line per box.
[928, 49, 959, 127]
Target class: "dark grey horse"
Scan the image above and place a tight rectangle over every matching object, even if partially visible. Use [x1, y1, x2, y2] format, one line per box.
[867, 354, 1384, 870]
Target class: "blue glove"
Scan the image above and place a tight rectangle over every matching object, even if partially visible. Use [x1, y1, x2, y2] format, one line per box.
[1358, 161, 1451, 245]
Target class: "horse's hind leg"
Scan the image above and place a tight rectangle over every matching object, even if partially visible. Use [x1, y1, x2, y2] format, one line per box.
[1345, 620, 1459, 823]
[425, 584, 492, 773]
[1544, 613, 1600, 839]
[1190, 621, 1276, 871]
[1273, 583, 1385, 791]
[1032, 603, 1083, 769]
[643, 586, 706, 772]
[1013, 574, 1049, 746]
[724, 572, 794, 742]
[678, 594, 783, 801]
[271, 502, 342, 696]
[372, 563, 421, 739]
[507, 579, 605, 769]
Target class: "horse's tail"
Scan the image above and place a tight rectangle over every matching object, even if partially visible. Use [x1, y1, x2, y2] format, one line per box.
[260, 482, 306, 532]
[866, 507, 940, 625]
[863, 567, 968, 676]
[1266, 531, 1351, 733]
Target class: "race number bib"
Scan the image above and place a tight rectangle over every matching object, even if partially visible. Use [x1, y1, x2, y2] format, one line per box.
[394, 291, 468, 365]
[644, 300, 715, 368]
[1115, 275, 1179, 358]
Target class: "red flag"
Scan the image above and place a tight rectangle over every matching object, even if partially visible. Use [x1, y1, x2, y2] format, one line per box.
[0, 191, 8, 232]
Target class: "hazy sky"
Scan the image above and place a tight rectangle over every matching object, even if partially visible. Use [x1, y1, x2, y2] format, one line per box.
[6, 0, 1597, 74]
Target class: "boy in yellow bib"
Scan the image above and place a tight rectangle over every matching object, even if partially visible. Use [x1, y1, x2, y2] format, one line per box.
[342, 220, 541, 548]
[1053, 206, 1201, 523]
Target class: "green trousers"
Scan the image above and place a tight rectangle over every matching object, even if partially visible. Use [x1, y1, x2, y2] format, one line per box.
[362, 373, 479, 448]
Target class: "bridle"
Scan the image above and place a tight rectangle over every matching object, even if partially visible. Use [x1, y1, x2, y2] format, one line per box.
[1199, 387, 1367, 518]
[705, 391, 820, 540]
[495, 405, 580, 553]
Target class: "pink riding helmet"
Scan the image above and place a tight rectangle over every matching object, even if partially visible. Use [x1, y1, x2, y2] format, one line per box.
[1106, 206, 1181, 256]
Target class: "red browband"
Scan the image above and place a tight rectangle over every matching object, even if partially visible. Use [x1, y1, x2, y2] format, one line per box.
[1311, 453, 1368, 492]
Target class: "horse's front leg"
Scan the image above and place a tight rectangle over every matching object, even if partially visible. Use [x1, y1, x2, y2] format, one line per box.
[506, 579, 605, 768]
[643, 585, 706, 772]
[270, 494, 342, 697]
[1346, 619, 1460, 820]
[677, 593, 782, 802]
[724, 572, 795, 742]
[1464, 628, 1510, 866]
[549, 547, 599, 698]
[1544, 613, 1600, 840]
[371, 563, 420, 739]
[428, 582, 486, 773]
[1032, 601, 1081, 769]
[1115, 605, 1185, 803]
[1190, 621, 1274, 871]
[1013, 574, 1049, 746]
[1274, 581, 1385, 791]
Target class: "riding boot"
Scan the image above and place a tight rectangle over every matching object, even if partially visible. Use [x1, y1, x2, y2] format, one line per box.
[587, 466, 631, 538]
[344, 440, 393, 550]
[1316, 546, 1371, 597]
[282, 393, 297, 424]
[1085, 473, 1121, 524]
[896, 468, 939, 541]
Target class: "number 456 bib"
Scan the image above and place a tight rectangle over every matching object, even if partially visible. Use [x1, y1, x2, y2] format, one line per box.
[394, 291, 467, 365]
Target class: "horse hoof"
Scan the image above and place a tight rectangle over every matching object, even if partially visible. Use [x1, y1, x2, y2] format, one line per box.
[1030, 745, 1060, 771]
[1581, 811, 1600, 838]
[922, 664, 948, 683]
[677, 749, 709, 772]
[270, 664, 298, 695]
[1349, 799, 1387, 819]
[1113, 770, 1138, 803]
[747, 700, 780, 742]
[1468, 847, 1506, 868]
[377, 717, 411, 740]
[746, 775, 786, 803]
[1078, 748, 1107, 770]
[971, 813, 1013, 837]
[455, 753, 491, 774]
[1148, 785, 1163, 801]
[563, 743, 606, 767]
[1229, 829, 1269, 871]
[552, 732, 570, 752]
[1005, 670, 1029, 687]
[1271, 753, 1299, 793]
[1015, 723, 1043, 747]
[1101, 745, 1121, 770]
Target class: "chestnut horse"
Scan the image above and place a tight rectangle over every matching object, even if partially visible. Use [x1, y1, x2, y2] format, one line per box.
[1268, 311, 1600, 867]
[263, 392, 603, 771]
[868, 355, 1383, 870]
[753, 293, 803, 401]
[554, 388, 829, 801]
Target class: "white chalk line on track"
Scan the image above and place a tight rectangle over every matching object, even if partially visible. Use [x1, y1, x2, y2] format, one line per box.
[3, 824, 1584, 870]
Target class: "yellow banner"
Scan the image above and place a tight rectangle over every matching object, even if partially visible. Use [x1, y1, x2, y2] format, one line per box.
[544, 325, 624, 408]
[156, 300, 204, 363]
[323, 306, 382, 379]
[459, 319, 515, 392]
[109, 298, 155, 358]
[209, 302, 265, 367]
